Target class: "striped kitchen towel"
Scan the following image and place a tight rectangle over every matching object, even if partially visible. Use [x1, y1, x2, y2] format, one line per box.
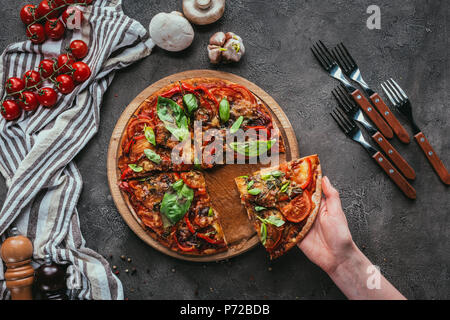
[0, 0, 153, 299]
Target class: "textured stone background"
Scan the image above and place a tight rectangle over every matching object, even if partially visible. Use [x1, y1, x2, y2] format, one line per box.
[1, 0, 449, 299]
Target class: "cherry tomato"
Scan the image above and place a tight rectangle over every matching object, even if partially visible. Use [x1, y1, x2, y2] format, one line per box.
[71, 61, 91, 82]
[62, 6, 83, 25]
[39, 59, 57, 78]
[280, 190, 312, 223]
[44, 18, 65, 40]
[55, 74, 75, 94]
[69, 40, 88, 59]
[26, 23, 46, 44]
[20, 4, 37, 25]
[23, 70, 41, 88]
[17, 91, 39, 112]
[1, 100, 22, 121]
[37, 0, 59, 19]
[37, 87, 58, 107]
[57, 53, 75, 73]
[5, 77, 25, 97]
[292, 158, 312, 189]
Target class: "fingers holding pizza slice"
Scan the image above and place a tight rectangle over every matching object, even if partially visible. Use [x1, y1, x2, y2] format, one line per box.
[235, 155, 322, 259]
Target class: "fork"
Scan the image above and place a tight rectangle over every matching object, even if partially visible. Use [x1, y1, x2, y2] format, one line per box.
[311, 40, 394, 139]
[381, 79, 450, 185]
[330, 109, 416, 199]
[332, 43, 410, 144]
[332, 86, 416, 180]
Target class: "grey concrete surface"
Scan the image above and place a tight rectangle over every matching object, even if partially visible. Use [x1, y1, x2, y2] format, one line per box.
[1, 0, 449, 299]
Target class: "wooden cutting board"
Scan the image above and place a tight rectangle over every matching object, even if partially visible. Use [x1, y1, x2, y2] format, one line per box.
[107, 70, 299, 262]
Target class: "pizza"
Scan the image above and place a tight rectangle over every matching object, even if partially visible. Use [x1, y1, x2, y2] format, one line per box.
[117, 78, 285, 256]
[235, 155, 322, 259]
[120, 170, 227, 255]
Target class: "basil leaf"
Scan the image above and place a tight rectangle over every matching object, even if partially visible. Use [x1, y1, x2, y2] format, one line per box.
[271, 170, 283, 178]
[248, 188, 261, 195]
[144, 149, 161, 164]
[254, 206, 267, 212]
[280, 181, 290, 193]
[208, 207, 214, 217]
[219, 97, 230, 123]
[265, 215, 285, 227]
[144, 125, 156, 146]
[230, 116, 244, 134]
[157, 96, 190, 141]
[238, 175, 249, 179]
[183, 93, 198, 114]
[230, 139, 276, 157]
[128, 164, 143, 172]
[247, 180, 254, 190]
[260, 223, 267, 245]
[160, 181, 194, 224]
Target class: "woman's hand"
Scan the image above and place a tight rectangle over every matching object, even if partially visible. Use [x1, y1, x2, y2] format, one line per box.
[298, 176, 356, 274]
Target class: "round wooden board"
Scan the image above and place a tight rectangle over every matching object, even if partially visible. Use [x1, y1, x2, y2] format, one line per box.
[107, 70, 299, 262]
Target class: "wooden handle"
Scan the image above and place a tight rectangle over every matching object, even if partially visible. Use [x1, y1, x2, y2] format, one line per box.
[370, 93, 410, 144]
[372, 132, 416, 180]
[351, 90, 394, 139]
[372, 151, 416, 199]
[415, 132, 450, 185]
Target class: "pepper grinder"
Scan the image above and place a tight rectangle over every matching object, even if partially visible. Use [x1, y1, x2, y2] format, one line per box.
[35, 253, 68, 300]
[0, 227, 34, 300]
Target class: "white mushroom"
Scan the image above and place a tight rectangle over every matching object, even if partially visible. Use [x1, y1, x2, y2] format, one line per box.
[183, 0, 225, 25]
[207, 31, 245, 64]
[149, 11, 194, 52]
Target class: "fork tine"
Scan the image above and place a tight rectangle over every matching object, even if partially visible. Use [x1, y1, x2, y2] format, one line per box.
[331, 47, 349, 73]
[333, 44, 352, 73]
[332, 87, 351, 112]
[318, 40, 335, 63]
[330, 111, 348, 134]
[334, 107, 355, 130]
[381, 81, 401, 105]
[337, 85, 357, 111]
[389, 78, 409, 100]
[311, 45, 330, 70]
[338, 43, 357, 69]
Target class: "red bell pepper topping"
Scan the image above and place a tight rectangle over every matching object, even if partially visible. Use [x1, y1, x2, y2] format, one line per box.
[196, 232, 223, 245]
[160, 86, 182, 98]
[173, 232, 196, 252]
[185, 215, 196, 234]
[124, 134, 145, 154]
[120, 167, 133, 180]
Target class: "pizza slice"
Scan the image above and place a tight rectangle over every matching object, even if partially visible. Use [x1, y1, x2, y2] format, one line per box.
[235, 155, 322, 259]
[119, 170, 227, 255]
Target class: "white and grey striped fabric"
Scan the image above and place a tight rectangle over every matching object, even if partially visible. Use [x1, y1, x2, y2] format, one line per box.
[0, 0, 153, 299]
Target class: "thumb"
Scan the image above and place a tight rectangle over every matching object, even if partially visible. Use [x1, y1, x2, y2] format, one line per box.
[322, 176, 343, 215]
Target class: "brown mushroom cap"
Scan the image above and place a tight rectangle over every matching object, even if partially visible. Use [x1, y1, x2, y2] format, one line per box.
[183, 0, 225, 25]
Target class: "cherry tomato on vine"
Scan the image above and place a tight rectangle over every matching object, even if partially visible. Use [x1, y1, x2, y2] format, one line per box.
[18, 91, 39, 112]
[39, 59, 57, 78]
[26, 23, 46, 44]
[23, 70, 41, 88]
[57, 53, 75, 73]
[55, 74, 75, 94]
[62, 6, 83, 25]
[44, 18, 65, 40]
[20, 4, 37, 25]
[37, 87, 58, 107]
[71, 61, 91, 82]
[69, 40, 88, 59]
[5, 77, 25, 97]
[1, 100, 22, 121]
[37, 0, 60, 19]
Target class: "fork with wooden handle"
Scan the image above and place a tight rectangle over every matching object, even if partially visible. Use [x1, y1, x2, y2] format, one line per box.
[333, 86, 415, 180]
[382, 79, 450, 185]
[311, 41, 394, 139]
[331, 108, 416, 199]
[332, 43, 410, 143]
